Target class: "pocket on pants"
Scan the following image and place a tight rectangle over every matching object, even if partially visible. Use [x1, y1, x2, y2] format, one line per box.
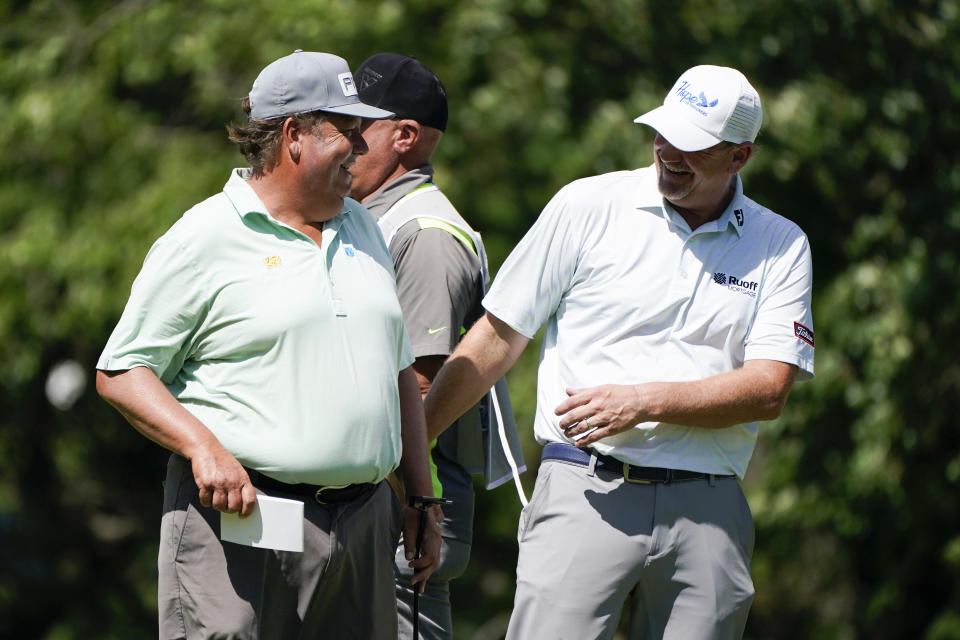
[732, 481, 755, 559]
[161, 455, 195, 562]
[517, 461, 555, 544]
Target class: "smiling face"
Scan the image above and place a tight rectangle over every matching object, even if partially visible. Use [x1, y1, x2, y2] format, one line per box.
[653, 133, 753, 226]
[298, 113, 368, 216]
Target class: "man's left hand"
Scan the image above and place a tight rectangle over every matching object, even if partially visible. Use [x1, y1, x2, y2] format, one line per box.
[556, 384, 647, 448]
[402, 504, 442, 593]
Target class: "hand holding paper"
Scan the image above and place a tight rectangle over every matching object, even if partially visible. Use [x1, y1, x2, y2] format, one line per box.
[220, 490, 304, 552]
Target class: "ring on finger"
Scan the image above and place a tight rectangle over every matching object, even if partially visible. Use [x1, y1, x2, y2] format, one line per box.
[583, 418, 592, 429]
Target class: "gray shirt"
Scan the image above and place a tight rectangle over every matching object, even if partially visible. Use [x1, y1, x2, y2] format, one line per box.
[365, 165, 483, 543]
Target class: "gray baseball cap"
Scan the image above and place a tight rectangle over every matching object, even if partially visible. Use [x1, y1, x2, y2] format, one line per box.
[248, 50, 395, 120]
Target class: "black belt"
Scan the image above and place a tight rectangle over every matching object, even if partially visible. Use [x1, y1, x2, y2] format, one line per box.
[246, 468, 377, 505]
[541, 443, 734, 484]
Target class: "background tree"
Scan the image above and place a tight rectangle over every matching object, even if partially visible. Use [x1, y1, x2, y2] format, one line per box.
[1, 0, 957, 638]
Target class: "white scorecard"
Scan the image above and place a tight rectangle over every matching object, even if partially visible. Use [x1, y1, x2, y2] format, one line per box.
[220, 490, 304, 552]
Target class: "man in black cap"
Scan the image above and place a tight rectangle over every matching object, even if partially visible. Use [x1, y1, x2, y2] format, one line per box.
[97, 50, 440, 639]
[350, 53, 525, 640]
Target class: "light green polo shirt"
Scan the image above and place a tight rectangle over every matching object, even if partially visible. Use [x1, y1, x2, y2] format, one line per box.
[98, 169, 414, 485]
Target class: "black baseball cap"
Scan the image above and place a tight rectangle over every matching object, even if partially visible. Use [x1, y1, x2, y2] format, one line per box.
[354, 53, 448, 131]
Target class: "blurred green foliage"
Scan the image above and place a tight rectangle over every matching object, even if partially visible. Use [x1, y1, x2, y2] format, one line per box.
[1, 0, 958, 638]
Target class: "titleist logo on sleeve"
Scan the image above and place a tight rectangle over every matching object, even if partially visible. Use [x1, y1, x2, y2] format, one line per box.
[794, 321, 814, 347]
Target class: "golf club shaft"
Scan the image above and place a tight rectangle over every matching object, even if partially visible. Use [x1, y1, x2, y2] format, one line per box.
[412, 508, 426, 639]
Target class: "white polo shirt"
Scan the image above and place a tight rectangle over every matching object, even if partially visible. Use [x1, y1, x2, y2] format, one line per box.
[483, 165, 814, 478]
[98, 169, 414, 486]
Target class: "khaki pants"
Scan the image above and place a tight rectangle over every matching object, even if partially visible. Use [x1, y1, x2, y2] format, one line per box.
[158, 454, 402, 640]
[506, 459, 755, 640]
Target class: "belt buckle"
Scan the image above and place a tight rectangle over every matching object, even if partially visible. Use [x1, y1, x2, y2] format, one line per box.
[623, 462, 652, 484]
[315, 483, 351, 505]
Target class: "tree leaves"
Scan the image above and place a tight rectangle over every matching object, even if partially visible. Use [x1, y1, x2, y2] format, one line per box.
[2, 0, 959, 637]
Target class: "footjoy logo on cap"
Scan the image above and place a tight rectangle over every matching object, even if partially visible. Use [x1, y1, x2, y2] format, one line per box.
[339, 72, 358, 97]
[794, 321, 815, 347]
[676, 81, 718, 116]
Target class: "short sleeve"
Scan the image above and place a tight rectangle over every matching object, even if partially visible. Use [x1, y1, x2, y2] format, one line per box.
[744, 231, 815, 380]
[390, 222, 483, 358]
[96, 234, 209, 382]
[482, 185, 581, 338]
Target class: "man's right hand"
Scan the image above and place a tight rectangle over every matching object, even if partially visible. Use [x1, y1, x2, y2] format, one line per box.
[95, 367, 259, 519]
[190, 445, 258, 518]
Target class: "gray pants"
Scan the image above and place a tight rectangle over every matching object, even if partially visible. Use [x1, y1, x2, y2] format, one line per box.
[158, 454, 402, 640]
[506, 459, 755, 640]
[394, 535, 471, 640]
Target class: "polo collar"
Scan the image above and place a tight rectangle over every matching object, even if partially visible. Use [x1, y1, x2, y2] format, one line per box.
[224, 168, 268, 218]
[718, 175, 747, 237]
[223, 168, 352, 228]
[362, 164, 434, 220]
[635, 167, 747, 238]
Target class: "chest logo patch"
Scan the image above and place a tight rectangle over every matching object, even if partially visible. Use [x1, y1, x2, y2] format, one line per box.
[263, 255, 282, 269]
[344, 246, 356, 257]
[713, 272, 759, 298]
[794, 321, 815, 347]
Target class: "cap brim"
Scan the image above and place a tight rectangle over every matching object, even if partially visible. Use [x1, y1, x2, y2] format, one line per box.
[633, 105, 722, 152]
[322, 102, 395, 119]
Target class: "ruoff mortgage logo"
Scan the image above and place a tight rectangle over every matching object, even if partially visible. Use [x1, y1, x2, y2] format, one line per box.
[676, 80, 718, 116]
[713, 272, 759, 298]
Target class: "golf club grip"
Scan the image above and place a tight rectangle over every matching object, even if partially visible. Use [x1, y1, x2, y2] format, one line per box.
[414, 509, 426, 558]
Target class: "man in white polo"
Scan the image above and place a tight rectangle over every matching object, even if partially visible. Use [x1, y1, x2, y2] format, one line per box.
[423, 65, 814, 638]
[96, 50, 440, 639]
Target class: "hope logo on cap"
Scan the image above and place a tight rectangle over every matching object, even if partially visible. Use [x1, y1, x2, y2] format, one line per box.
[633, 65, 762, 152]
[675, 80, 719, 116]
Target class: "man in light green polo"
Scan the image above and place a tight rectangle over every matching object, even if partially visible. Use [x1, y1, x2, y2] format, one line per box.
[96, 50, 440, 639]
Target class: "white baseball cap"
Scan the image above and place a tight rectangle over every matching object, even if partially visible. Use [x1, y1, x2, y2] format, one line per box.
[634, 65, 762, 151]
[248, 50, 395, 120]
